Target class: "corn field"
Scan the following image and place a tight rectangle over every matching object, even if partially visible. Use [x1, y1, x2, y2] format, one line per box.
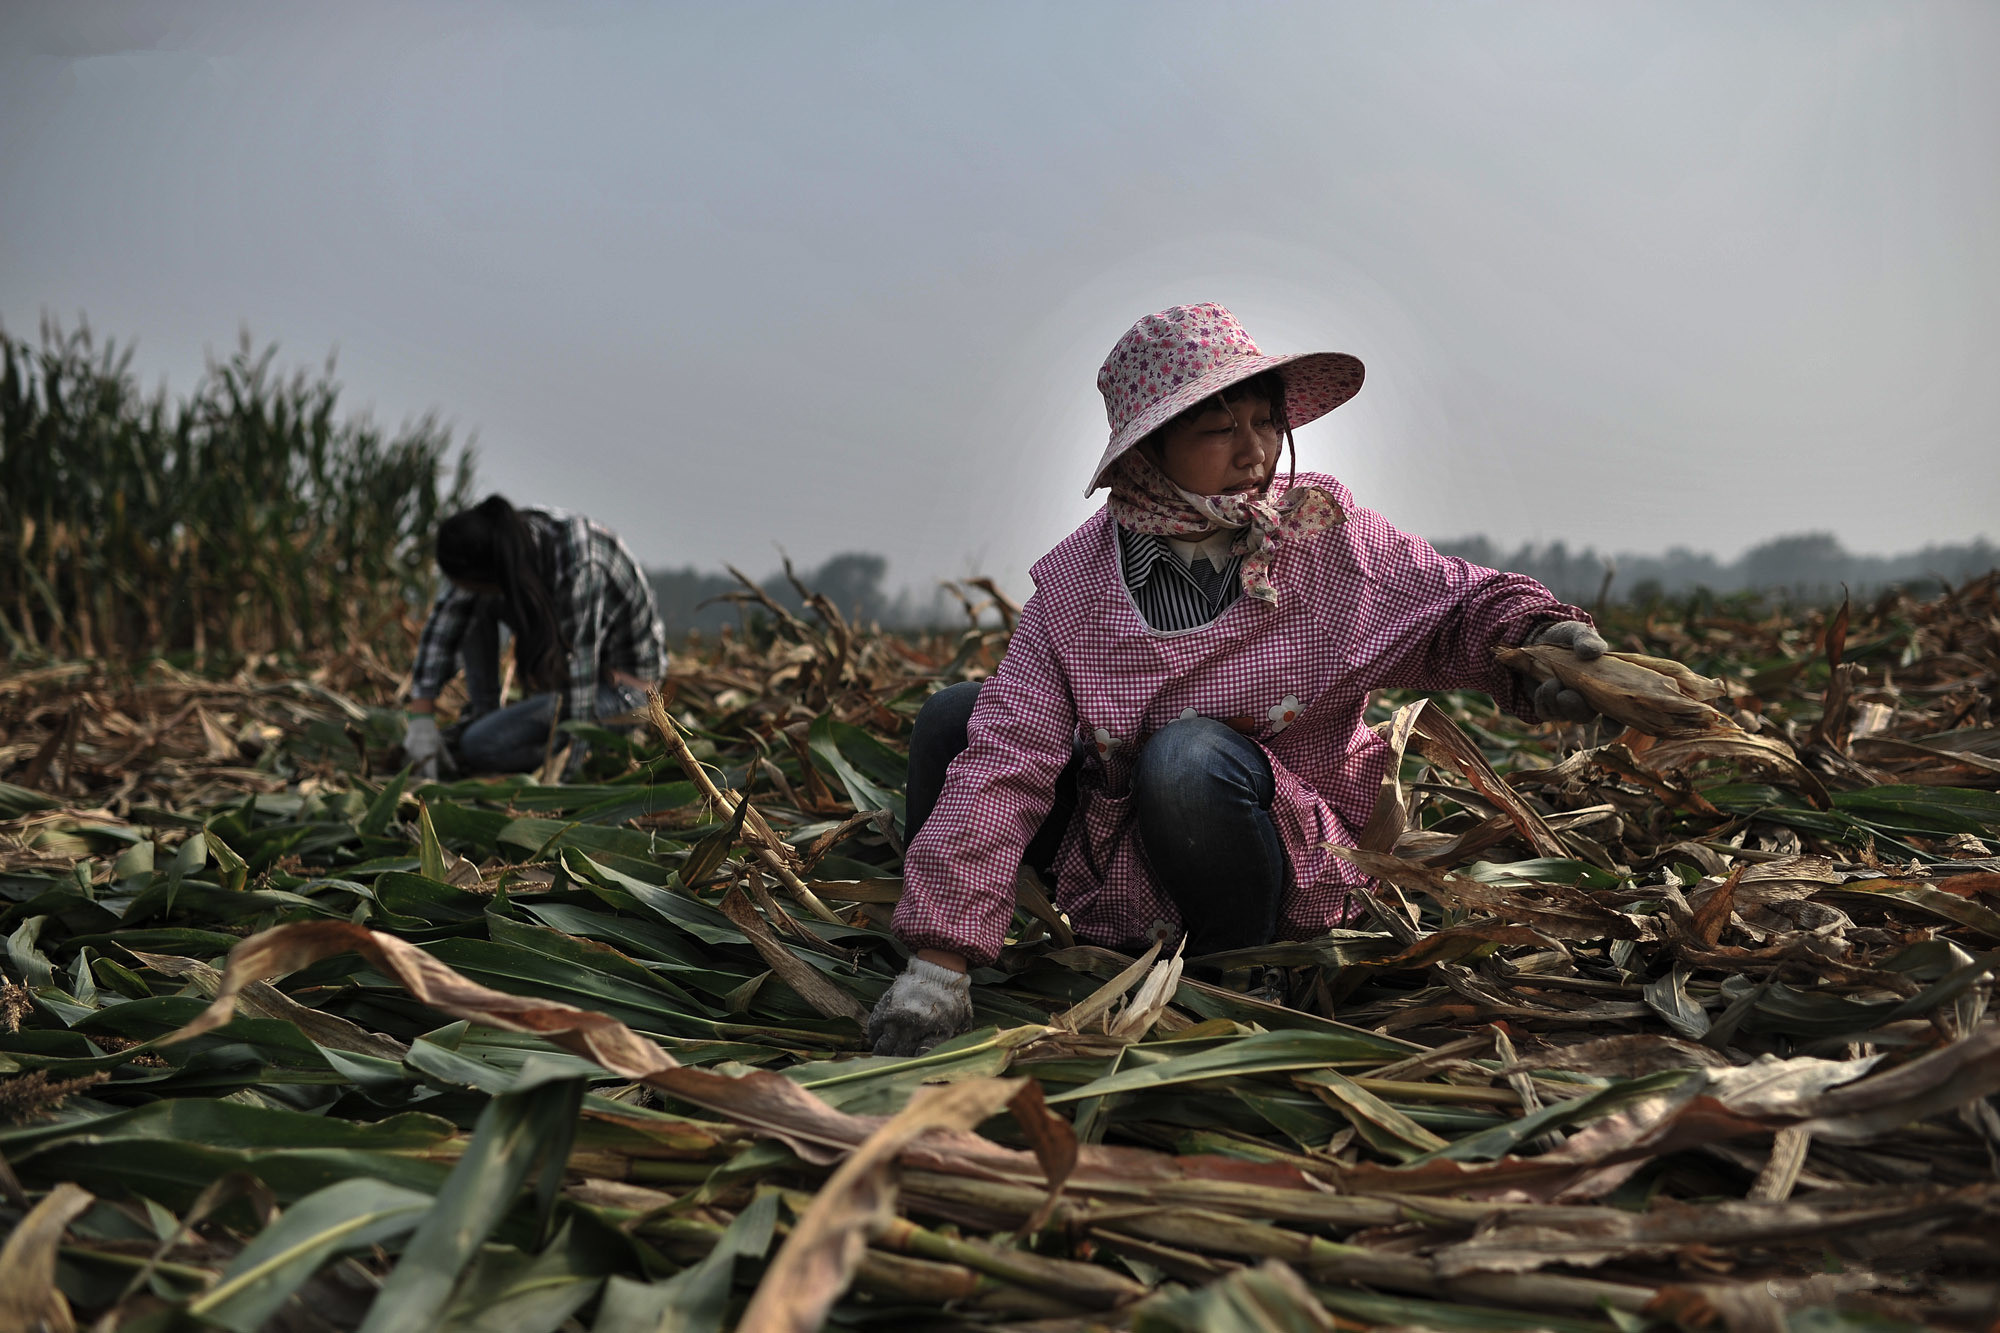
[3, 571, 2000, 1331]
[0, 318, 474, 664]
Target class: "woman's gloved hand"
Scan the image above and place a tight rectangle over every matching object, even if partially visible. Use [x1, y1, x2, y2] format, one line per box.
[401, 712, 453, 779]
[867, 958, 974, 1056]
[1522, 619, 1609, 723]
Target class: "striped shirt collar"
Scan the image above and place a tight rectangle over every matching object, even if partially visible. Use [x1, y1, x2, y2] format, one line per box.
[1166, 528, 1237, 568]
[1116, 523, 1246, 631]
[1119, 524, 1239, 584]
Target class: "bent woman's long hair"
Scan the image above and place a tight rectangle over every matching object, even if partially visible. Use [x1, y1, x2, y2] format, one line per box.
[435, 496, 569, 694]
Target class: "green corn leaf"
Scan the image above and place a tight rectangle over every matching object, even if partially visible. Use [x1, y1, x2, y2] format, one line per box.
[1133, 1258, 1338, 1333]
[359, 772, 409, 838]
[415, 802, 449, 883]
[163, 830, 206, 918]
[203, 829, 249, 892]
[679, 787, 749, 890]
[1293, 1069, 1449, 1160]
[188, 1177, 435, 1332]
[6, 915, 56, 989]
[1045, 1031, 1416, 1105]
[591, 1191, 777, 1333]
[438, 1230, 604, 1333]
[806, 711, 905, 828]
[357, 1077, 586, 1333]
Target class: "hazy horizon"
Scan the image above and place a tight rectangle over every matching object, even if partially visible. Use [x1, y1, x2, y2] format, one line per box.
[5, 2, 1996, 597]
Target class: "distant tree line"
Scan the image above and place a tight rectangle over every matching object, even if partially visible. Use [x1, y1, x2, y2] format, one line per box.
[648, 553, 953, 636]
[1433, 532, 1999, 607]
[655, 532, 2000, 635]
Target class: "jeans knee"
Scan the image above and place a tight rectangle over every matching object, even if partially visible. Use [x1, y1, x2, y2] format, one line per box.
[911, 681, 982, 755]
[1132, 717, 1271, 820]
[454, 727, 508, 774]
[454, 696, 557, 774]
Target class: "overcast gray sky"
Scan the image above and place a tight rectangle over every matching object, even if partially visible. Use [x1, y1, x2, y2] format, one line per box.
[4, 1, 1996, 596]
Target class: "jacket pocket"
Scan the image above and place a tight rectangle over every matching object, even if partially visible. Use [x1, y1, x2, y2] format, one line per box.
[1056, 783, 1134, 904]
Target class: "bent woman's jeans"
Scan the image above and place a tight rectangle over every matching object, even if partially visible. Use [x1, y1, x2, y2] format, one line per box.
[443, 596, 645, 775]
[449, 683, 645, 774]
[905, 680, 1290, 955]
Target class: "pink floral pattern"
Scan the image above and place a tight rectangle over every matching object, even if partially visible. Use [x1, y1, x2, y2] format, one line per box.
[1107, 451, 1344, 606]
[1087, 303, 1365, 495]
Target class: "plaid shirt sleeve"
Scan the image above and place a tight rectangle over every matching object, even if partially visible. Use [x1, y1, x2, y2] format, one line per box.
[541, 512, 666, 722]
[537, 512, 602, 724]
[594, 526, 667, 686]
[408, 585, 478, 701]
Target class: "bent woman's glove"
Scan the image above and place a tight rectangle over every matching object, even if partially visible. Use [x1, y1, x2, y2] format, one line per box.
[867, 958, 973, 1056]
[401, 713, 452, 779]
[1522, 620, 1609, 723]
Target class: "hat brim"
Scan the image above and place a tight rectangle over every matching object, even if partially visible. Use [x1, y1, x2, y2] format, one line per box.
[1085, 350, 1365, 495]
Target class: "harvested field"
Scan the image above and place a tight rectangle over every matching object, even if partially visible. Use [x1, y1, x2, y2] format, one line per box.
[3, 574, 1999, 1332]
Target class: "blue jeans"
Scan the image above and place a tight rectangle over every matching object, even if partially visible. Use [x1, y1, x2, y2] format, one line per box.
[450, 682, 646, 775]
[446, 597, 646, 775]
[906, 681, 1289, 954]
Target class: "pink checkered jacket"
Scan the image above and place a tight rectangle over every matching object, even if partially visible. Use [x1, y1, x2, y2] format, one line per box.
[894, 472, 1587, 965]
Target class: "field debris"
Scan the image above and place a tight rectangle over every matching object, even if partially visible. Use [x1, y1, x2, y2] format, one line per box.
[2, 573, 1999, 1331]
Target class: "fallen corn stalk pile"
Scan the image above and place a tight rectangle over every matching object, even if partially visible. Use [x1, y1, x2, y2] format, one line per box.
[2, 572, 1998, 1332]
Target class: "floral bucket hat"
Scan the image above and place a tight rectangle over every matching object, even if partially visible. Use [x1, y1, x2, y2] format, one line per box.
[1086, 303, 1365, 494]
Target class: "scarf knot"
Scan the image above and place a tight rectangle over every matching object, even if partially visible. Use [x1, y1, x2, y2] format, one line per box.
[1105, 453, 1343, 606]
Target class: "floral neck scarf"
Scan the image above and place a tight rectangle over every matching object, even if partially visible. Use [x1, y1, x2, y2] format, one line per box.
[1106, 452, 1344, 605]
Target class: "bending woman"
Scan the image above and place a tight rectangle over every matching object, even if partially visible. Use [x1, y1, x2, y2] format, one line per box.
[401, 496, 666, 779]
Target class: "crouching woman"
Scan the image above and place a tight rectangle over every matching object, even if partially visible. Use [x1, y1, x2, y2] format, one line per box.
[867, 304, 1605, 1056]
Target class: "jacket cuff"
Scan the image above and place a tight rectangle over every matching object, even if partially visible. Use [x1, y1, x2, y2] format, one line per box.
[906, 957, 971, 988]
[1493, 602, 1594, 720]
[892, 912, 1004, 969]
[1509, 606, 1594, 644]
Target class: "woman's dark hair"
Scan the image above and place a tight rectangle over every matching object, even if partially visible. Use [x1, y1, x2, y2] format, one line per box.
[436, 495, 569, 694]
[1214, 368, 1292, 436]
[1149, 368, 1299, 480]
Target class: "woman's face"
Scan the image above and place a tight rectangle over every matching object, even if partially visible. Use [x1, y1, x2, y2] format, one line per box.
[1148, 392, 1278, 498]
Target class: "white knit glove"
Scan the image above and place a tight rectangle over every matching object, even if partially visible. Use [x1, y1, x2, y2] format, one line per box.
[1521, 620, 1609, 723]
[867, 958, 974, 1056]
[401, 713, 452, 779]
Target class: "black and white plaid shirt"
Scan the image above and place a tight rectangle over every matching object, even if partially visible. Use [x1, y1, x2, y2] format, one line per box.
[410, 508, 666, 721]
[1117, 524, 1246, 632]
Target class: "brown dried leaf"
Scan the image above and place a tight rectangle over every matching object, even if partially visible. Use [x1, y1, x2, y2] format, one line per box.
[1408, 705, 1570, 858]
[0, 1182, 94, 1333]
[737, 1078, 1027, 1333]
[1644, 730, 1832, 809]
[158, 921, 869, 1163]
[1610, 652, 1729, 700]
[717, 887, 869, 1025]
[1495, 643, 1734, 738]
[1357, 698, 1427, 854]
[127, 949, 409, 1060]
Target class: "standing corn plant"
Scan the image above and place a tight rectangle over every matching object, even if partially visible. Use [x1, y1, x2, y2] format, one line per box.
[0, 316, 474, 664]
